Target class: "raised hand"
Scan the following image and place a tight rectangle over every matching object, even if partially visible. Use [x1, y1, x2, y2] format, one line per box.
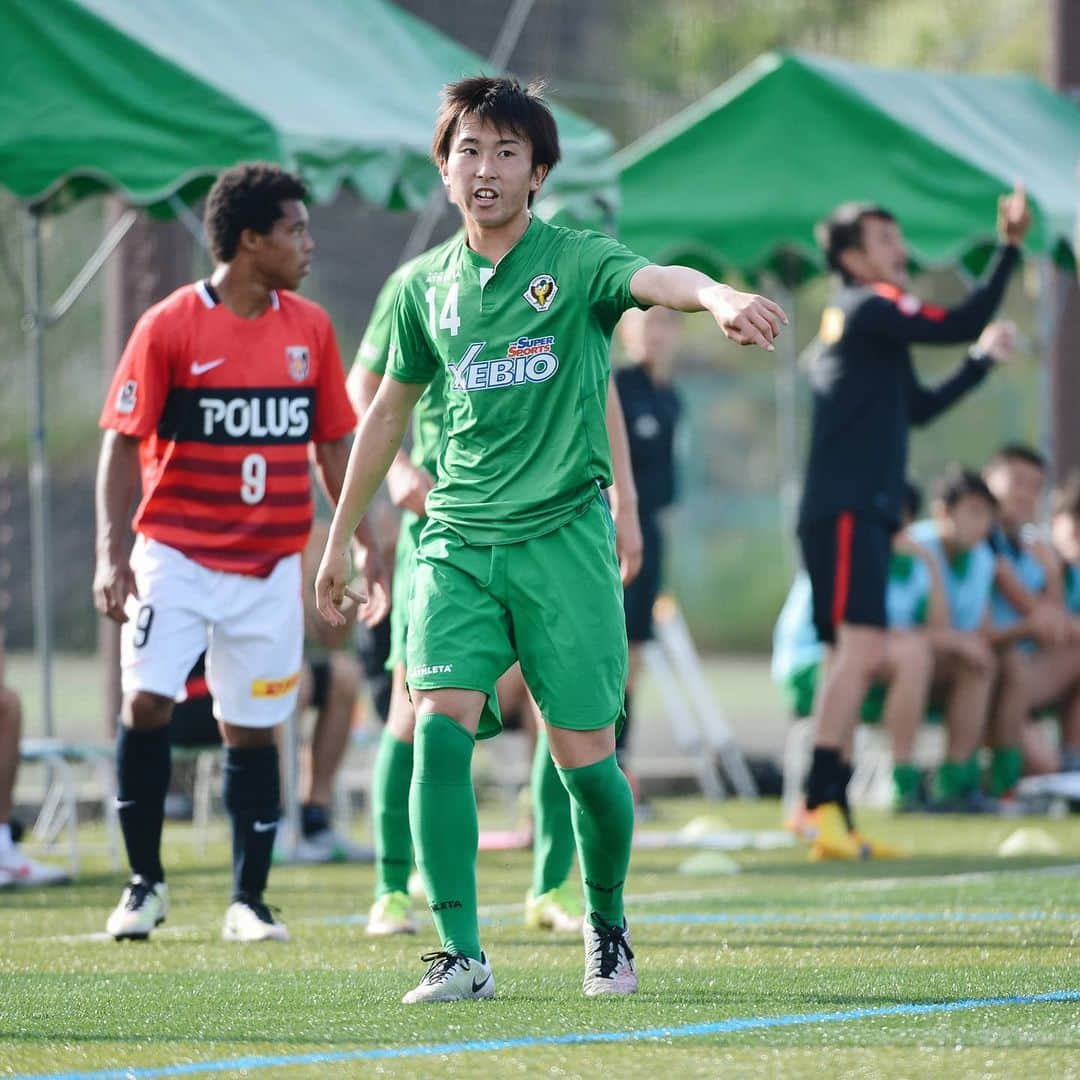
[997, 184, 1030, 246]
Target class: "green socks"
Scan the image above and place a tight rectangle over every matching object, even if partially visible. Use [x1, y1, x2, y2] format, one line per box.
[531, 728, 576, 898]
[557, 752, 634, 926]
[410, 713, 481, 960]
[988, 746, 1023, 797]
[932, 755, 980, 802]
[371, 729, 413, 899]
[891, 763, 922, 808]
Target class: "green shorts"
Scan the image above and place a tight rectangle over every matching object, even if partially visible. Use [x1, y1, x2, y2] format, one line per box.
[387, 510, 423, 671]
[406, 492, 628, 740]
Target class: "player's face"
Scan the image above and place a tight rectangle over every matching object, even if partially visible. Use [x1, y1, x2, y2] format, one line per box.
[1052, 511, 1080, 563]
[948, 495, 994, 550]
[253, 200, 314, 291]
[441, 118, 547, 230]
[985, 460, 1044, 527]
[843, 217, 909, 288]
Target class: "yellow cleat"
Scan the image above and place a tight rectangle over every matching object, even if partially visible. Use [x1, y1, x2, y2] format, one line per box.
[804, 802, 861, 861]
[524, 881, 584, 933]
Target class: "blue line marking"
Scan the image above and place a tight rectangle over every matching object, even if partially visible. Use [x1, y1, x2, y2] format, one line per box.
[14, 990, 1079, 1080]
[320, 910, 1077, 929]
[636, 910, 1079, 925]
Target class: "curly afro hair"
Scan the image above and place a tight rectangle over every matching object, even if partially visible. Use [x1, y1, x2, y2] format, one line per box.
[203, 162, 308, 263]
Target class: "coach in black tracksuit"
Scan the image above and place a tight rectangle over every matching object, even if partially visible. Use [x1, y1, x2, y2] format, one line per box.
[798, 191, 1029, 853]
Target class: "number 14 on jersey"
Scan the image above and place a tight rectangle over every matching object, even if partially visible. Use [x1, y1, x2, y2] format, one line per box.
[425, 283, 460, 338]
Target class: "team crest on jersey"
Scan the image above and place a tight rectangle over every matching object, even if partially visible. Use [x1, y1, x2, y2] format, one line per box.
[524, 274, 558, 312]
[115, 379, 138, 415]
[285, 345, 310, 382]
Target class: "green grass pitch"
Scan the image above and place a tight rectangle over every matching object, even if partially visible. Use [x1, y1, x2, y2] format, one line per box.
[1, 799, 1077, 1079]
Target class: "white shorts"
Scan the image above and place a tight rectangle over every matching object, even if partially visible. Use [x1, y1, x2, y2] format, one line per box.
[121, 536, 303, 729]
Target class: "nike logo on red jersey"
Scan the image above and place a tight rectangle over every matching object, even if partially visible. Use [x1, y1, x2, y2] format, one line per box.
[191, 358, 226, 375]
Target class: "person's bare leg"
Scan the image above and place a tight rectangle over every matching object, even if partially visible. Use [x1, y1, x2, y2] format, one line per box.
[1027, 644, 1080, 770]
[938, 653, 994, 762]
[814, 625, 887, 750]
[987, 648, 1030, 796]
[305, 653, 360, 808]
[879, 632, 932, 765]
[0, 687, 21, 827]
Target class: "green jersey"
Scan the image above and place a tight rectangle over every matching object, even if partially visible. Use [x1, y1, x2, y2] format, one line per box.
[355, 259, 447, 477]
[388, 215, 649, 544]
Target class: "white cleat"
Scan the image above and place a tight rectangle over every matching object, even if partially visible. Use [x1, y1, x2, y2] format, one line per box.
[222, 897, 290, 943]
[366, 891, 417, 937]
[582, 913, 637, 996]
[106, 877, 168, 941]
[524, 882, 584, 933]
[402, 950, 495, 1004]
[0, 849, 71, 888]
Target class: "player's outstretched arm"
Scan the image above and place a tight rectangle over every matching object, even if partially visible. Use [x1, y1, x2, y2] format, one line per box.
[92, 430, 140, 623]
[871, 187, 1029, 347]
[315, 377, 424, 626]
[606, 375, 642, 586]
[629, 265, 787, 351]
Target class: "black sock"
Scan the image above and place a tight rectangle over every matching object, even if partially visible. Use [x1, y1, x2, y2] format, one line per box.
[805, 746, 846, 812]
[223, 745, 280, 902]
[300, 802, 330, 839]
[116, 725, 171, 884]
[837, 760, 855, 830]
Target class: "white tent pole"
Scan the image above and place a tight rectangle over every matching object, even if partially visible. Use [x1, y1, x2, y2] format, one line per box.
[23, 208, 54, 738]
[396, 0, 537, 265]
[22, 204, 138, 737]
[768, 278, 800, 570]
[1035, 258, 1059, 470]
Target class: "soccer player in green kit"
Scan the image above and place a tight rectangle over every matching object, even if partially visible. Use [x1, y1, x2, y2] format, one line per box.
[317, 76, 785, 1003]
[350, 264, 642, 939]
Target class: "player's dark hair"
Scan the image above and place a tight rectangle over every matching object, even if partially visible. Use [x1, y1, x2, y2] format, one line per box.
[986, 442, 1047, 474]
[1052, 470, 1080, 518]
[902, 480, 923, 521]
[934, 465, 997, 511]
[203, 163, 308, 263]
[816, 202, 897, 280]
[432, 75, 560, 206]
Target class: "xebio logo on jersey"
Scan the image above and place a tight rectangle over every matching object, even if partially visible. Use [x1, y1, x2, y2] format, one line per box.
[524, 274, 558, 312]
[449, 336, 559, 392]
[157, 388, 315, 444]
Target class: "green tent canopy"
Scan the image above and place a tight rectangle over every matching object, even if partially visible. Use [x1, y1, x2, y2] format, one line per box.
[1, 0, 614, 213]
[616, 51, 1080, 283]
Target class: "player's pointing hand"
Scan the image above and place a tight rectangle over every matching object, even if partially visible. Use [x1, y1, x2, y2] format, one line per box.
[702, 284, 788, 351]
[314, 545, 349, 627]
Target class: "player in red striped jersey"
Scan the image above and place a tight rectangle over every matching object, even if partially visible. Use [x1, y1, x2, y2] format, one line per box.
[93, 163, 386, 942]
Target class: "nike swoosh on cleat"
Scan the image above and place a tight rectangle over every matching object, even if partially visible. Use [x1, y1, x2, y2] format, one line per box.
[471, 972, 491, 994]
[252, 820, 278, 833]
[114, 800, 136, 809]
[191, 358, 226, 375]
